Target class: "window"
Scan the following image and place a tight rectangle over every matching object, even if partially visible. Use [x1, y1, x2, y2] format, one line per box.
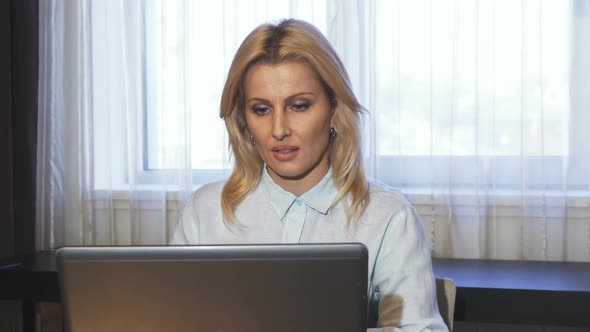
[90, 0, 576, 190]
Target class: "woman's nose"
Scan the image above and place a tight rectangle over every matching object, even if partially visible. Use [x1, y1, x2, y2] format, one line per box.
[271, 111, 291, 140]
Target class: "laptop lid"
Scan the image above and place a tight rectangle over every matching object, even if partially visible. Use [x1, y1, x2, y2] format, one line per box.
[57, 243, 368, 332]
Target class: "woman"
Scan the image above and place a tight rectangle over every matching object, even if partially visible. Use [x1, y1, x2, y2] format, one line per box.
[171, 19, 448, 331]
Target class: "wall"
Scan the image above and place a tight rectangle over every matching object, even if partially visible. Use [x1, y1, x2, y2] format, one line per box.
[0, 0, 38, 331]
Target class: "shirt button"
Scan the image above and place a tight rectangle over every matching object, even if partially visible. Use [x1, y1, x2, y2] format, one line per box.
[296, 200, 302, 206]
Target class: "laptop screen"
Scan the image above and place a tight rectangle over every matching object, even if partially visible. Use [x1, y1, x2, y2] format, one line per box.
[57, 243, 368, 332]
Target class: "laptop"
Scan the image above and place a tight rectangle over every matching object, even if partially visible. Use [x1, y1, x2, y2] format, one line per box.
[56, 243, 368, 332]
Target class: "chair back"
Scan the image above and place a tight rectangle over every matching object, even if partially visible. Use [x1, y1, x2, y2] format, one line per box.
[435, 277, 457, 331]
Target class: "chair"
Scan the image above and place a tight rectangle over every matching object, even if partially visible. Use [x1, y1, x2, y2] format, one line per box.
[435, 277, 457, 331]
[368, 278, 457, 330]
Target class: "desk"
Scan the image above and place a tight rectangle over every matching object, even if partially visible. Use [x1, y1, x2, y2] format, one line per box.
[0, 252, 59, 332]
[432, 258, 590, 327]
[0, 252, 59, 302]
[1, 252, 590, 328]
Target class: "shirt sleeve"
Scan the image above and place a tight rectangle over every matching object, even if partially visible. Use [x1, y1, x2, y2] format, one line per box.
[169, 195, 200, 245]
[369, 205, 448, 331]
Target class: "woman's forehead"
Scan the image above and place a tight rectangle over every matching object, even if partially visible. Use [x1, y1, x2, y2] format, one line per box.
[243, 62, 325, 99]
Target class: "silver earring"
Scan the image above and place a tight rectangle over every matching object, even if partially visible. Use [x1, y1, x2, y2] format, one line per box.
[329, 127, 337, 139]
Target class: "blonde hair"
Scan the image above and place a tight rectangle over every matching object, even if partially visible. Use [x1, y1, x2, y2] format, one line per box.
[220, 19, 369, 224]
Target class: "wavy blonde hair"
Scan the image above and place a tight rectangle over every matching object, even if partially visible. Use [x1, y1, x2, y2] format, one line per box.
[220, 19, 369, 224]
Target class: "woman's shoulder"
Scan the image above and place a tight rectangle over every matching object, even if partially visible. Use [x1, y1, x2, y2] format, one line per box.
[367, 180, 413, 211]
[362, 181, 423, 230]
[186, 180, 226, 207]
[177, 180, 227, 222]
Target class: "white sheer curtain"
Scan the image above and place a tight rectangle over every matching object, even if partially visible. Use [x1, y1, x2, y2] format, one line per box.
[37, 0, 590, 261]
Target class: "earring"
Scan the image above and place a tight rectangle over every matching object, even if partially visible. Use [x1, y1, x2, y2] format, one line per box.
[329, 127, 337, 139]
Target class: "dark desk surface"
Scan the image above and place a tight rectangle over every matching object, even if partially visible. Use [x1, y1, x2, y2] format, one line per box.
[0, 251, 60, 302]
[432, 258, 590, 327]
[1, 252, 590, 327]
[433, 258, 590, 292]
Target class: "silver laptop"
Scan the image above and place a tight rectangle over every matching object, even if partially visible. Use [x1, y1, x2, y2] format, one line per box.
[56, 243, 368, 332]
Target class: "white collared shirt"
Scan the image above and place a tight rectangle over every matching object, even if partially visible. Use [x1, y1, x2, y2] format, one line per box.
[171, 168, 448, 331]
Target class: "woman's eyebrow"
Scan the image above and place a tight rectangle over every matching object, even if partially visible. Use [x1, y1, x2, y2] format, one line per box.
[246, 97, 270, 104]
[285, 92, 314, 103]
[246, 92, 314, 105]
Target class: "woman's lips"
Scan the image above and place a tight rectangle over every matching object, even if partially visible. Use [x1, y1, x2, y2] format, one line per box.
[271, 146, 299, 161]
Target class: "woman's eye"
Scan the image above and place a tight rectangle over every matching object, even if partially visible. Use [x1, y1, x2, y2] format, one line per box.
[292, 103, 309, 112]
[252, 106, 270, 115]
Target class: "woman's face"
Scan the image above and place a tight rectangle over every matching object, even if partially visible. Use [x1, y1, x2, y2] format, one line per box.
[244, 62, 334, 196]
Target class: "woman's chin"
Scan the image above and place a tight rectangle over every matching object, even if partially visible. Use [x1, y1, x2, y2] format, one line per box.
[266, 163, 328, 182]
[267, 166, 307, 181]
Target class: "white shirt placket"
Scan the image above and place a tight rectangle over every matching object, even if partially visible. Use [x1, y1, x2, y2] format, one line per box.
[281, 199, 308, 243]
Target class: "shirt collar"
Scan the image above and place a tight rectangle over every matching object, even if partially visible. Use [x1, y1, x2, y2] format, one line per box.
[260, 166, 338, 219]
